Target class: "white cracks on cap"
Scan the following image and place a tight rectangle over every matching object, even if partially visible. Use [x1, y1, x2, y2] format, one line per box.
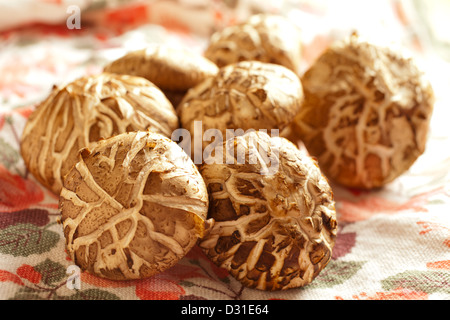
[59, 131, 209, 280]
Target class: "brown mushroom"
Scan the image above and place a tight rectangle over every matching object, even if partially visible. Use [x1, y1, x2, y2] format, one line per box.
[290, 34, 434, 189]
[177, 60, 303, 160]
[59, 131, 210, 280]
[205, 14, 302, 75]
[198, 130, 337, 291]
[103, 45, 219, 107]
[20, 72, 179, 195]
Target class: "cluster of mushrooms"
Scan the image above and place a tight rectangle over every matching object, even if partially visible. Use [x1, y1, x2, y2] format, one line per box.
[20, 14, 434, 291]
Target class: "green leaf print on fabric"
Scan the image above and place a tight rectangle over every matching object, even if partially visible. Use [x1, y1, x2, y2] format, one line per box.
[9, 287, 48, 300]
[306, 260, 366, 289]
[0, 223, 60, 257]
[3, 259, 121, 300]
[0, 137, 20, 170]
[381, 270, 450, 294]
[34, 259, 67, 286]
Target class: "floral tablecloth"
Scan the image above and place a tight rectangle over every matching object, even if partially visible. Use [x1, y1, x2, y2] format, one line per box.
[0, 0, 449, 300]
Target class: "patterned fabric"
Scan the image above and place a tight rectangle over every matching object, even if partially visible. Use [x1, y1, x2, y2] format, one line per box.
[0, 0, 449, 300]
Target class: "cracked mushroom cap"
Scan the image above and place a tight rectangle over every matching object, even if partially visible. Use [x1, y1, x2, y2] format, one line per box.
[59, 131, 210, 280]
[104, 45, 219, 106]
[177, 60, 303, 157]
[291, 35, 434, 189]
[198, 131, 337, 291]
[205, 13, 302, 74]
[20, 72, 179, 195]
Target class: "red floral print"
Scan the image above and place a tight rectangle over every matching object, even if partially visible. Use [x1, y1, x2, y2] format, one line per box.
[427, 260, 450, 270]
[135, 276, 185, 300]
[0, 270, 24, 286]
[16, 264, 42, 284]
[0, 164, 44, 212]
[338, 187, 446, 222]
[337, 287, 429, 300]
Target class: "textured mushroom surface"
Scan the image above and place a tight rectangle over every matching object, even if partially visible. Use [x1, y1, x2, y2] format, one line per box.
[198, 131, 337, 291]
[178, 60, 303, 156]
[104, 45, 219, 104]
[291, 35, 434, 189]
[205, 14, 302, 74]
[59, 131, 210, 280]
[20, 72, 179, 195]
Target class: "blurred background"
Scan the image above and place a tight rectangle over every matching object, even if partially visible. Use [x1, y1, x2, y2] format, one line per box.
[0, 0, 449, 111]
[0, 0, 449, 58]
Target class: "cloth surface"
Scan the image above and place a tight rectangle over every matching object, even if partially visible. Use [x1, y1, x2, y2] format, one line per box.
[0, 0, 449, 300]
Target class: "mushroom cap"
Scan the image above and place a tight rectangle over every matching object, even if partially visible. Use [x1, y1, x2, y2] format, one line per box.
[59, 131, 210, 280]
[104, 44, 219, 93]
[205, 13, 302, 74]
[198, 131, 337, 291]
[291, 35, 434, 189]
[177, 60, 303, 156]
[20, 72, 179, 195]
